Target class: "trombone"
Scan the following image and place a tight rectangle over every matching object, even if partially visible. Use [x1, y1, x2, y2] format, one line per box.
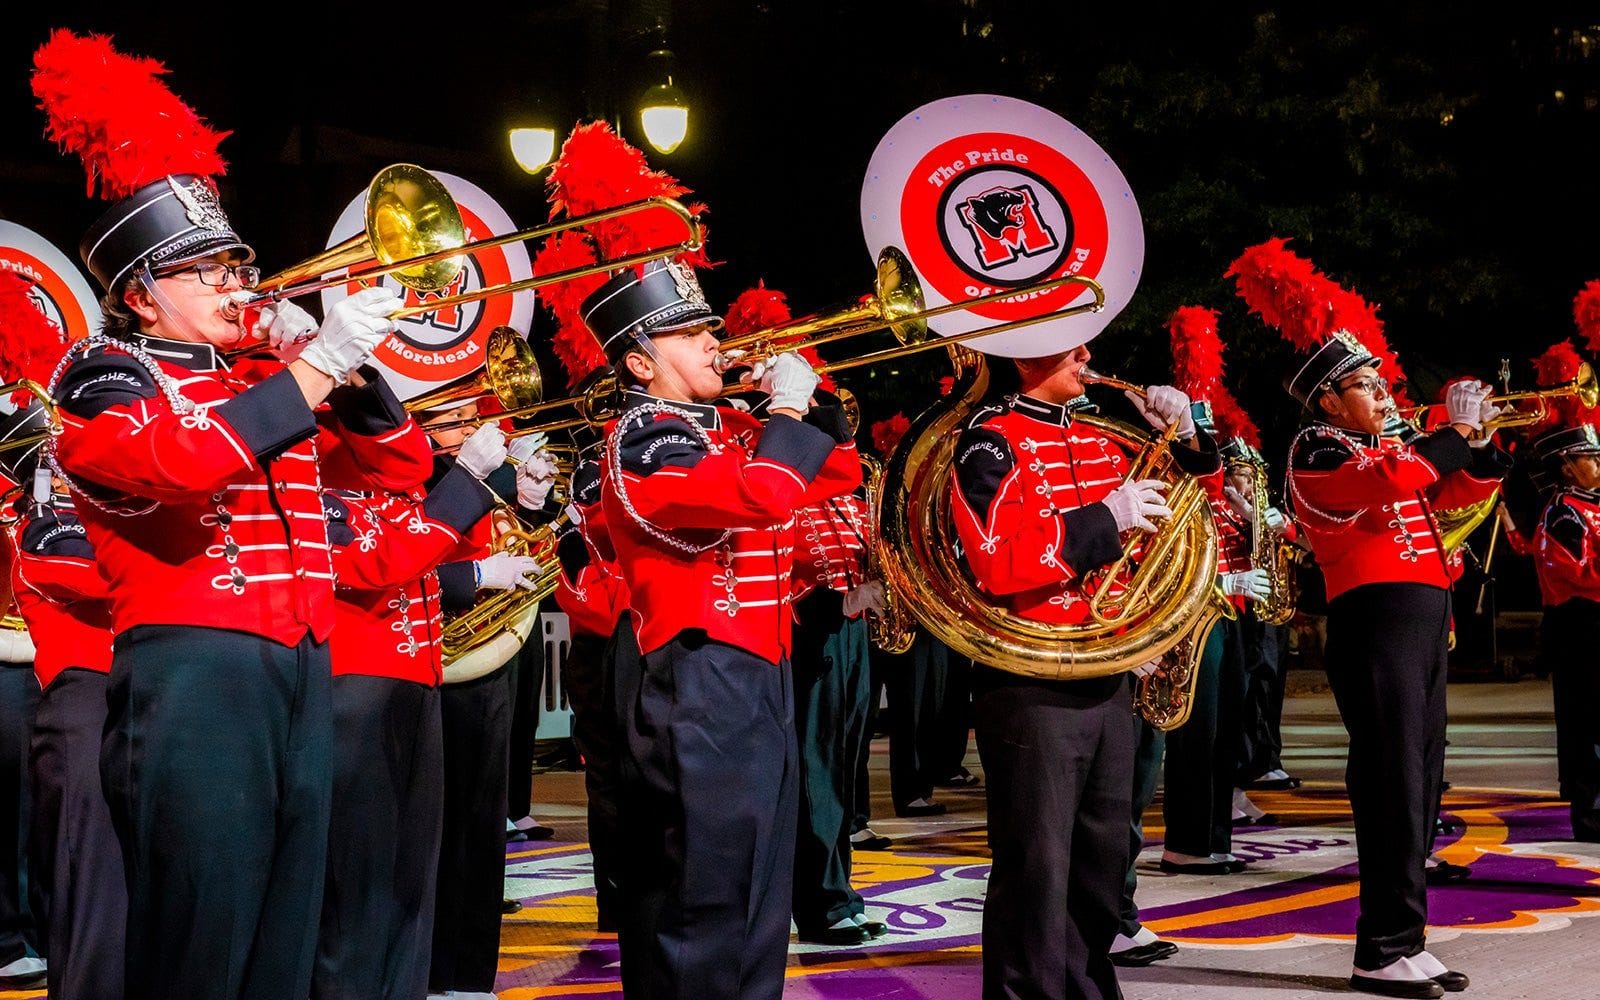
[407, 248, 1109, 439]
[1398, 362, 1600, 435]
[221, 163, 703, 323]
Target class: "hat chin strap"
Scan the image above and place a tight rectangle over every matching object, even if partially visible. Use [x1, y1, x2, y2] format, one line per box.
[135, 265, 208, 345]
[629, 328, 702, 404]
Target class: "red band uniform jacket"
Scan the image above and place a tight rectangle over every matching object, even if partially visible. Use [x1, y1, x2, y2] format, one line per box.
[555, 452, 631, 640]
[600, 391, 863, 664]
[951, 393, 1222, 624]
[9, 493, 113, 686]
[50, 336, 431, 646]
[1534, 487, 1600, 607]
[790, 494, 870, 610]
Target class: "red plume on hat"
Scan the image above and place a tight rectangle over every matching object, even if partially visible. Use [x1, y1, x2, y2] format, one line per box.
[722, 282, 835, 393]
[1225, 237, 1412, 406]
[1530, 339, 1600, 433]
[31, 29, 228, 201]
[1167, 305, 1261, 447]
[871, 413, 910, 456]
[1573, 279, 1600, 354]
[535, 121, 713, 387]
[0, 272, 80, 406]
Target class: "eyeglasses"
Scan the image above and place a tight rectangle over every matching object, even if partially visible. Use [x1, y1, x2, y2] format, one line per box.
[1335, 375, 1390, 399]
[162, 262, 261, 289]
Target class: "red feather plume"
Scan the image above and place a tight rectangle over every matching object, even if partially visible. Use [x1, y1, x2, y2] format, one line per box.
[723, 282, 835, 392]
[0, 272, 77, 406]
[536, 121, 715, 387]
[1531, 340, 1597, 432]
[1225, 237, 1411, 406]
[1573, 280, 1600, 354]
[871, 414, 910, 457]
[31, 29, 228, 201]
[1167, 305, 1261, 448]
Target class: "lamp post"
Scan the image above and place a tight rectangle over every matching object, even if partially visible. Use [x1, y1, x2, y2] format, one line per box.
[638, 47, 689, 154]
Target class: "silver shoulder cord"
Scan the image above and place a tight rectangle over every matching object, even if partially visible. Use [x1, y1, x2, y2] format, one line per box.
[605, 401, 733, 556]
[1284, 423, 1365, 527]
[44, 334, 196, 518]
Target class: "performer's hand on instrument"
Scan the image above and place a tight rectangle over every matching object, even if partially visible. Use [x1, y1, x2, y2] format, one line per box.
[1223, 484, 1253, 520]
[475, 552, 543, 592]
[753, 352, 821, 414]
[1496, 501, 1515, 534]
[1104, 478, 1171, 533]
[1469, 399, 1503, 447]
[842, 580, 888, 617]
[456, 424, 509, 480]
[299, 287, 401, 384]
[1129, 386, 1196, 441]
[506, 432, 549, 466]
[1263, 506, 1287, 532]
[1132, 658, 1163, 679]
[1221, 568, 1273, 603]
[241, 296, 319, 356]
[515, 451, 559, 509]
[1443, 378, 1492, 434]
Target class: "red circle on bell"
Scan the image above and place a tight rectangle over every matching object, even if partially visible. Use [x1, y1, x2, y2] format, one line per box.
[901, 133, 1108, 321]
[2, 250, 90, 339]
[344, 204, 517, 384]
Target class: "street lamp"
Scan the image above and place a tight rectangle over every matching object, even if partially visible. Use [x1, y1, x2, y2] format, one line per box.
[508, 127, 557, 173]
[639, 49, 688, 154]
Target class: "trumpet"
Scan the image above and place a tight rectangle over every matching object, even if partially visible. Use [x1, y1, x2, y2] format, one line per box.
[1398, 362, 1599, 434]
[221, 163, 702, 323]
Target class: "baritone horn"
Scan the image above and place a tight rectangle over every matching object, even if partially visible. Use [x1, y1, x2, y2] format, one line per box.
[0, 381, 62, 456]
[222, 162, 702, 323]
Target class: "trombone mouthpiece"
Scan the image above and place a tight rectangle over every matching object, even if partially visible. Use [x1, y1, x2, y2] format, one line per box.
[220, 293, 264, 322]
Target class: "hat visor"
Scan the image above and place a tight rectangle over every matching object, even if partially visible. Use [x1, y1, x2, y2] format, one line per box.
[157, 239, 257, 272]
[1324, 352, 1381, 386]
[648, 313, 725, 336]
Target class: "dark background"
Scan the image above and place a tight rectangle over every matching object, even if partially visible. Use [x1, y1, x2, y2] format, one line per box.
[3, 2, 1597, 623]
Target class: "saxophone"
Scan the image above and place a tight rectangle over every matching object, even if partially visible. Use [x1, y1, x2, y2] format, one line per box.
[1250, 459, 1298, 626]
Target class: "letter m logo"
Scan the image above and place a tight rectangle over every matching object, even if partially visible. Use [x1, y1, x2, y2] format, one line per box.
[956, 185, 1058, 268]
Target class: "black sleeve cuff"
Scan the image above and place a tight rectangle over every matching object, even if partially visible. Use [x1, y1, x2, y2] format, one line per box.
[211, 368, 319, 460]
[803, 402, 855, 444]
[755, 413, 836, 482]
[556, 528, 590, 578]
[325, 366, 410, 435]
[484, 463, 517, 505]
[1172, 426, 1223, 477]
[422, 465, 496, 534]
[437, 561, 479, 612]
[1412, 427, 1473, 478]
[1467, 443, 1513, 479]
[1060, 503, 1125, 576]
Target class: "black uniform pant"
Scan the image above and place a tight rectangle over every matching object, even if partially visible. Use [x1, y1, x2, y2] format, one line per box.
[1324, 583, 1450, 971]
[0, 662, 41, 969]
[29, 669, 125, 999]
[565, 629, 623, 928]
[1119, 712, 1165, 938]
[974, 667, 1133, 1000]
[507, 612, 545, 821]
[103, 625, 332, 1000]
[1237, 615, 1289, 782]
[882, 630, 949, 807]
[620, 633, 798, 1000]
[313, 676, 443, 1000]
[790, 590, 871, 931]
[1543, 599, 1600, 839]
[429, 658, 514, 994]
[1163, 620, 1245, 856]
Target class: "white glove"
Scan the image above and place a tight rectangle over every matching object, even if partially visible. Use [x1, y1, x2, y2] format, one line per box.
[1132, 659, 1163, 679]
[516, 450, 559, 509]
[1443, 379, 1492, 431]
[506, 432, 549, 466]
[455, 425, 508, 480]
[564, 503, 584, 528]
[240, 296, 319, 353]
[841, 580, 888, 617]
[752, 352, 822, 413]
[1470, 400, 1503, 447]
[475, 552, 544, 592]
[1128, 386, 1196, 440]
[298, 287, 401, 384]
[1262, 506, 1286, 532]
[1102, 479, 1171, 533]
[1221, 568, 1273, 602]
[1223, 484, 1254, 520]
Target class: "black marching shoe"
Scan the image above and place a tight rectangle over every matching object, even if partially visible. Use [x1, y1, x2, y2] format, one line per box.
[798, 922, 871, 946]
[1433, 970, 1469, 993]
[1109, 941, 1178, 967]
[1424, 860, 1472, 885]
[855, 917, 889, 938]
[1349, 973, 1444, 998]
[894, 797, 946, 818]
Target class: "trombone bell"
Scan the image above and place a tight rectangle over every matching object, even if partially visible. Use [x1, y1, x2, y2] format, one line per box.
[403, 327, 543, 416]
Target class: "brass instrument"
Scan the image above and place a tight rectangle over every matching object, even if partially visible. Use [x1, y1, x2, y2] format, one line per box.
[412, 247, 1107, 440]
[406, 327, 544, 415]
[0, 380, 62, 455]
[1247, 458, 1297, 626]
[223, 162, 702, 323]
[859, 453, 917, 655]
[876, 356, 1229, 731]
[1400, 362, 1600, 435]
[439, 509, 565, 684]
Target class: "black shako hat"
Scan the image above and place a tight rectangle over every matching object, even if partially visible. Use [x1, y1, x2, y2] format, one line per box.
[79, 174, 254, 292]
[1285, 331, 1381, 409]
[1534, 423, 1600, 468]
[580, 258, 723, 366]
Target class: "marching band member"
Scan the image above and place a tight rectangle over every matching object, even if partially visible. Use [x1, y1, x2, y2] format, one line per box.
[553, 432, 631, 931]
[1161, 403, 1265, 876]
[951, 343, 1219, 1000]
[788, 480, 886, 945]
[1285, 332, 1493, 998]
[584, 259, 860, 999]
[1529, 423, 1600, 842]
